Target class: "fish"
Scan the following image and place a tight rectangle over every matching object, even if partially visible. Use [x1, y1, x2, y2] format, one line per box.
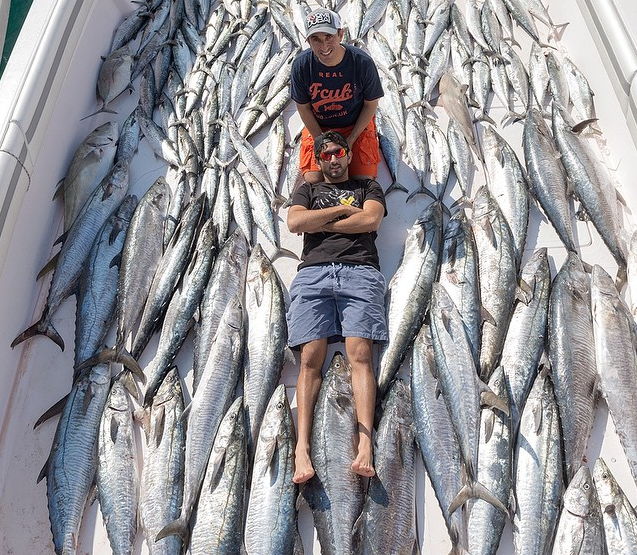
[404, 109, 430, 200]
[130, 192, 205, 362]
[96, 379, 139, 555]
[410, 323, 468, 552]
[73, 195, 137, 374]
[302, 352, 365, 555]
[354, 378, 417, 555]
[378, 201, 442, 398]
[437, 209, 481, 368]
[562, 53, 597, 122]
[551, 465, 606, 555]
[552, 104, 626, 276]
[139, 368, 186, 555]
[482, 125, 529, 267]
[38, 363, 112, 555]
[141, 217, 218, 407]
[77, 178, 169, 375]
[13, 160, 131, 351]
[229, 167, 255, 246]
[438, 72, 482, 162]
[58, 120, 119, 234]
[376, 107, 406, 195]
[446, 118, 475, 199]
[549, 252, 599, 482]
[593, 458, 637, 553]
[82, 45, 135, 120]
[512, 369, 564, 555]
[244, 385, 301, 554]
[423, 0, 452, 56]
[156, 296, 245, 548]
[424, 115, 452, 200]
[471, 185, 518, 382]
[429, 283, 509, 516]
[523, 107, 578, 253]
[590, 264, 637, 486]
[243, 245, 290, 461]
[192, 229, 249, 392]
[466, 366, 512, 555]
[500, 248, 551, 434]
[189, 397, 247, 555]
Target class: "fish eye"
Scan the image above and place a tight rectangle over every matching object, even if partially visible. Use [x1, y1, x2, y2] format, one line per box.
[276, 401, 284, 409]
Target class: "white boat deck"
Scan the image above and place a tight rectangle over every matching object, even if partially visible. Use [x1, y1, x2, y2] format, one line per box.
[0, 0, 637, 553]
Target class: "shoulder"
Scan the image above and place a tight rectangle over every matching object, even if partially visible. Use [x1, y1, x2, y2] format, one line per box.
[292, 48, 313, 69]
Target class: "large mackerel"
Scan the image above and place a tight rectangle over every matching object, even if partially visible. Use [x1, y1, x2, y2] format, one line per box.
[378, 201, 442, 398]
[38, 363, 112, 555]
[302, 352, 365, 555]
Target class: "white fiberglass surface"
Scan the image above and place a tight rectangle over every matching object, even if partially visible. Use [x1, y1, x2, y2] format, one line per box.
[0, 0, 636, 553]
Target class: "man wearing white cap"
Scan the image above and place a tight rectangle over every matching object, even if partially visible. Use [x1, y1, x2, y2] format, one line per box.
[290, 7, 384, 185]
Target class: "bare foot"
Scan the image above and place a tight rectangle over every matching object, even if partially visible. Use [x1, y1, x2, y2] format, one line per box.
[351, 451, 375, 478]
[293, 449, 315, 484]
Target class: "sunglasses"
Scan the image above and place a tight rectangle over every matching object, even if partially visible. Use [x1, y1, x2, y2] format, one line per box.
[318, 147, 348, 161]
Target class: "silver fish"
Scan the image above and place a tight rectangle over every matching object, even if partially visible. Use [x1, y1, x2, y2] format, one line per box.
[38, 363, 112, 555]
[244, 385, 301, 554]
[593, 458, 637, 554]
[501, 248, 551, 434]
[243, 245, 289, 460]
[471, 185, 517, 382]
[355, 378, 417, 555]
[591, 264, 637, 486]
[523, 107, 577, 253]
[139, 368, 185, 555]
[142, 217, 218, 407]
[97, 379, 139, 555]
[512, 370, 564, 555]
[378, 201, 442, 398]
[467, 366, 512, 555]
[429, 283, 509, 516]
[411, 323, 468, 551]
[552, 465, 606, 555]
[189, 397, 247, 555]
[302, 352, 365, 555]
[156, 296, 245, 547]
[13, 160, 131, 351]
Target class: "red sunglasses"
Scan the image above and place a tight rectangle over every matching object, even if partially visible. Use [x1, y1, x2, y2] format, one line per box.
[318, 147, 348, 161]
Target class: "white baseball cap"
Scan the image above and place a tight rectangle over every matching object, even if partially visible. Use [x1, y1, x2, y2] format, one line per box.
[304, 8, 341, 37]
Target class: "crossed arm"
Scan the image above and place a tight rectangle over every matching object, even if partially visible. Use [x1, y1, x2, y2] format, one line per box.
[287, 199, 385, 235]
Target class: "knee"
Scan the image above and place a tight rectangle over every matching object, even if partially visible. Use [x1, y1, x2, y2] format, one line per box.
[345, 339, 373, 369]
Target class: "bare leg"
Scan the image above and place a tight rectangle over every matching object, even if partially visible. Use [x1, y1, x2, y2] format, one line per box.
[293, 338, 328, 484]
[345, 336, 376, 478]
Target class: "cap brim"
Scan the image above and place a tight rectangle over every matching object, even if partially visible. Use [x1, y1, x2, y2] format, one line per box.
[306, 25, 339, 37]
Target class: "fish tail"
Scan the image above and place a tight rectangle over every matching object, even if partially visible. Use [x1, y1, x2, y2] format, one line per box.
[80, 105, 118, 121]
[75, 346, 145, 383]
[156, 518, 189, 545]
[11, 313, 64, 351]
[447, 478, 509, 516]
[384, 180, 408, 196]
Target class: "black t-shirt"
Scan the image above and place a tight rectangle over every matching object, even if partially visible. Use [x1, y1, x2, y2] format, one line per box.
[290, 44, 384, 128]
[291, 178, 387, 270]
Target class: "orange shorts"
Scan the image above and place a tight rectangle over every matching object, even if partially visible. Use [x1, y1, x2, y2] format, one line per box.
[299, 117, 381, 178]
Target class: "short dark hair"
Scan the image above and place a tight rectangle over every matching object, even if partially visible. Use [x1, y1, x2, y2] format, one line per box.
[313, 131, 349, 159]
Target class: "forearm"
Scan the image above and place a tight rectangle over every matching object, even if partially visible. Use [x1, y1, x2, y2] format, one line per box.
[288, 205, 358, 234]
[321, 210, 381, 234]
[296, 102, 323, 138]
[346, 99, 379, 147]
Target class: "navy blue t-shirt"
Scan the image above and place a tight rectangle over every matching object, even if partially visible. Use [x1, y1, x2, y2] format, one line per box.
[291, 178, 387, 271]
[290, 44, 384, 128]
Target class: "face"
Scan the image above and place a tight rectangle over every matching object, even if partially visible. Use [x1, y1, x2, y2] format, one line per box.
[307, 30, 344, 65]
[316, 141, 351, 181]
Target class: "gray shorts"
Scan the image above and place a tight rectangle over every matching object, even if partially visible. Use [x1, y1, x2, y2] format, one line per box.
[286, 263, 388, 348]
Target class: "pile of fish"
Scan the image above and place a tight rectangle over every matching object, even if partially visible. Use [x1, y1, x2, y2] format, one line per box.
[10, 0, 637, 552]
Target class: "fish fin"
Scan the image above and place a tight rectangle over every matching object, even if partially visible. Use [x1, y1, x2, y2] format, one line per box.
[516, 277, 535, 305]
[384, 181, 409, 195]
[33, 394, 69, 429]
[36, 252, 60, 280]
[479, 386, 510, 416]
[284, 346, 297, 366]
[36, 456, 50, 484]
[448, 480, 508, 516]
[481, 306, 497, 327]
[11, 313, 65, 351]
[80, 105, 118, 122]
[352, 512, 364, 548]
[110, 415, 120, 444]
[52, 177, 65, 200]
[483, 409, 495, 443]
[156, 518, 190, 545]
[406, 186, 437, 203]
[271, 246, 300, 262]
